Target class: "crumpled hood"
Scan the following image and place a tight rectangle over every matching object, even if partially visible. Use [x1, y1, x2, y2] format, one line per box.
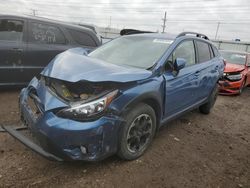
[224, 62, 245, 73]
[41, 49, 152, 83]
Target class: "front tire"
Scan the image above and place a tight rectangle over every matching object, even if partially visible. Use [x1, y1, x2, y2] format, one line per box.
[118, 103, 156, 160]
[199, 84, 218, 114]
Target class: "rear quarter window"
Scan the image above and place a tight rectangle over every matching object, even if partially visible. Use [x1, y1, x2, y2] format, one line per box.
[29, 22, 66, 44]
[68, 29, 97, 47]
[196, 41, 211, 63]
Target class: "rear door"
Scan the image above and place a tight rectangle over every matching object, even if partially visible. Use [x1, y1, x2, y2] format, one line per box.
[25, 21, 70, 82]
[0, 17, 27, 85]
[163, 40, 201, 118]
[194, 40, 219, 99]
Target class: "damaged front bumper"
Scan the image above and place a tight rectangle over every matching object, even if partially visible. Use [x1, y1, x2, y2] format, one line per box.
[6, 77, 123, 161]
[218, 79, 243, 95]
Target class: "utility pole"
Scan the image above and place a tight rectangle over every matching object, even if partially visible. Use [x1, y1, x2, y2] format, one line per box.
[215, 22, 220, 40]
[31, 9, 36, 16]
[162, 11, 167, 33]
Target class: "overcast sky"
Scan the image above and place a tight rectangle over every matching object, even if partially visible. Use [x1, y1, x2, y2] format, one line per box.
[1, 0, 250, 41]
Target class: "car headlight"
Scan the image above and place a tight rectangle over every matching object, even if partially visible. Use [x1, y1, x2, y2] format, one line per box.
[57, 90, 118, 121]
[226, 73, 242, 81]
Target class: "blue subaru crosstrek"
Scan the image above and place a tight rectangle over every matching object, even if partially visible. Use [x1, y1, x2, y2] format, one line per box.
[3, 32, 224, 161]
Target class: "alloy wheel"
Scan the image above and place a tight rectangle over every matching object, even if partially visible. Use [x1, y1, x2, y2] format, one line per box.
[126, 114, 153, 153]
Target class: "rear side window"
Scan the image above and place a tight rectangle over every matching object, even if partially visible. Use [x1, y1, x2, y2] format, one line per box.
[0, 19, 24, 42]
[196, 41, 211, 63]
[68, 29, 97, 47]
[29, 22, 66, 44]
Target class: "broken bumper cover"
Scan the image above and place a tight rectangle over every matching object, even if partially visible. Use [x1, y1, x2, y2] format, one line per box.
[2, 125, 63, 161]
[218, 80, 242, 95]
[9, 78, 123, 162]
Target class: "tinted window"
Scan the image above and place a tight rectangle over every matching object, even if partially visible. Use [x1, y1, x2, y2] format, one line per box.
[30, 22, 66, 44]
[0, 19, 24, 41]
[196, 41, 211, 63]
[166, 40, 196, 70]
[68, 29, 97, 47]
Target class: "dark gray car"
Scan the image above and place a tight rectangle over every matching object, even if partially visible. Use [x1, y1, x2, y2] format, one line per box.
[0, 14, 101, 86]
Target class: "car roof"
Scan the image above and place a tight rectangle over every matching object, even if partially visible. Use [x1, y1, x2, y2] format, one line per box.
[0, 14, 94, 32]
[0, 14, 102, 45]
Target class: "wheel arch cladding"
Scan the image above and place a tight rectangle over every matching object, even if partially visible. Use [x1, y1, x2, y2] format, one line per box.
[124, 94, 162, 130]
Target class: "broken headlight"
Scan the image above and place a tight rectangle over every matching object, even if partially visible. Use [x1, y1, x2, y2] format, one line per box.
[226, 73, 242, 81]
[56, 90, 118, 121]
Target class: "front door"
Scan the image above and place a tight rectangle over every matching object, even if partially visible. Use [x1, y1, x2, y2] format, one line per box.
[0, 18, 27, 85]
[163, 40, 200, 119]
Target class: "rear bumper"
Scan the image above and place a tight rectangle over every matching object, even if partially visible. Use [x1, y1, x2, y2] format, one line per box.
[7, 78, 123, 161]
[218, 79, 243, 95]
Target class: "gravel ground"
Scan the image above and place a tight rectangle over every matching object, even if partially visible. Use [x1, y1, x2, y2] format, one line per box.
[0, 88, 249, 188]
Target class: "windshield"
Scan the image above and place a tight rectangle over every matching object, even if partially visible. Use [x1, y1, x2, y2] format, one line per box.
[220, 51, 246, 65]
[88, 35, 172, 69]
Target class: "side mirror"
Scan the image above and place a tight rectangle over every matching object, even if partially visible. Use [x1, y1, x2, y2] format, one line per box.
[174, 58, 186, 72]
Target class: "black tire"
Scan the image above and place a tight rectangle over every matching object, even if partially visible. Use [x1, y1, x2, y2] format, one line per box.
[199, 84, 218, 114]
[118, 103, 156, 160]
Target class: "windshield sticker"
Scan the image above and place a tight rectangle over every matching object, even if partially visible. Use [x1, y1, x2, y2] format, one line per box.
[153, 39, 173, 44]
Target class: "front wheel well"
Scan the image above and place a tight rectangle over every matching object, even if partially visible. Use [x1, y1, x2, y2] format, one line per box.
[125, 98, 162, 130]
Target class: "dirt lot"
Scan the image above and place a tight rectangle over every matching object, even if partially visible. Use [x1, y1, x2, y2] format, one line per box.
[0, 88, 249, 188]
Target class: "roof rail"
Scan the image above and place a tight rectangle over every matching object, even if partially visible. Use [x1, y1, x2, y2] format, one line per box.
[176, 32, 209, 40]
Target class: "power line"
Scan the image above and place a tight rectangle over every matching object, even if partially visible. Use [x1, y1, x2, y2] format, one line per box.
[30, 7, 250, 15]
[34, 10, 250, 22]
[7, 0, 237, 4]
[4, 0, 250, 9]
[32, 10, 250, 23]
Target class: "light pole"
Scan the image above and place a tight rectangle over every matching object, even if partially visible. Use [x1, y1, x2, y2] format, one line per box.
[215, 22, 220, 40]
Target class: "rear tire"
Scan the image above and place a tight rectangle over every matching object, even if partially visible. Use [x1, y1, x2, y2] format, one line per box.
[199, 84, 218, 114]
[118, 103, 156, 160]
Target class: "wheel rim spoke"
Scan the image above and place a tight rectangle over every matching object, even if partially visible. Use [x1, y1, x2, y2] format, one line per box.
[126, 114, 153, 153]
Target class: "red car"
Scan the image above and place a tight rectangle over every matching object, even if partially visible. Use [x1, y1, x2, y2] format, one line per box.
[219, 50, 250, 95]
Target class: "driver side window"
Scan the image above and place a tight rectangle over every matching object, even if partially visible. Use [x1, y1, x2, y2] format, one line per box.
[165, 40, 196, 71]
